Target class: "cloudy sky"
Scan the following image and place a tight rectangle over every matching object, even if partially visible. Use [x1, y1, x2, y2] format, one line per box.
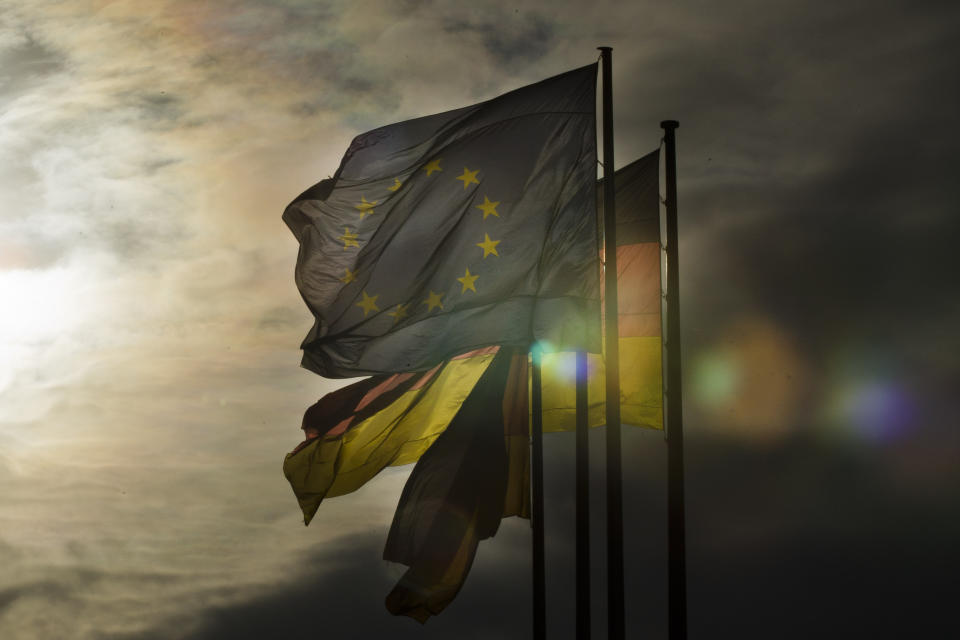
[2, 1, 958, 638]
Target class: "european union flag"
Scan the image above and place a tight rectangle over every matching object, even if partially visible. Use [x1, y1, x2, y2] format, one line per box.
[283, 64, 599, 377]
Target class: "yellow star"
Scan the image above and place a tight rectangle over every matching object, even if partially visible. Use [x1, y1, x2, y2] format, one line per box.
[355, 196, 377, 218]
[387, 303, 411, 322]
[456, 167, 480, 189]
[340, 268, 357, 284]
[457, 267, 479, 293]
[339, 227, 359, 249]
[475, 195, 500, 219]
[423, 158, 442, 176]
[388, 178, 402, 192]
[422, 290, 444, 312]
[355, 290, 379, 316]
[476, 233, 500, 258]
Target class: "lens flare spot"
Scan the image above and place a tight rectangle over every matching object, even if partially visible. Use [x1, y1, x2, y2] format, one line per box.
[834, 379, 916, 443]
[692, 350, 740, 406]
[691, 316, 809, 442]
[532, 339, 557, 354]
[819, 348, 917, 444]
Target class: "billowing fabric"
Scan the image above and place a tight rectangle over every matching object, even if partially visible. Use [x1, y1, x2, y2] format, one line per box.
[283, 64, 600, 377]
[283, 148, 662, 622]
[283, 348, 498, 525]
[382, 348, 528, 622]
[283, 346, 529, 621]
[541, 150, 664, 431]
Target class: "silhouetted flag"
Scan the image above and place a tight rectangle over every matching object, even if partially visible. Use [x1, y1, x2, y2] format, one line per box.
[383, 347, 529, 622]
[283, 64, 599, 378]
[283, 346, 529, 621]
[542, 150, 664, 430]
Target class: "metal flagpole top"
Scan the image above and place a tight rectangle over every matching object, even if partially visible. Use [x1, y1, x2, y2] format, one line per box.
[597, 46, 612, 52]
[661, 120, 680, 130]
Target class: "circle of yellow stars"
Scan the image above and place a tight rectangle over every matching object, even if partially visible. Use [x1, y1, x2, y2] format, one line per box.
[339, 156, 504, 323]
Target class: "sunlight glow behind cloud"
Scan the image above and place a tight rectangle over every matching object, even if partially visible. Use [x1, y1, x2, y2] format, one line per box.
[0, 1, 594, 634]
[0, 267, 94, 395]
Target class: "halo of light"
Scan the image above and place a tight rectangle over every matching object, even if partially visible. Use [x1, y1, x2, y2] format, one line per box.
[0, 268, 81, 395]
[824, 376, 916, 444]
[692, 350, 740, 407]
[532, 339, 556, 354]
[690, 315, 809, 442]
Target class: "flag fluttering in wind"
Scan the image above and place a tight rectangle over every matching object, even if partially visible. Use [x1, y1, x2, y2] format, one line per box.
[282, 64, 600, 378]
[283, 345, 529, 622]
[284, 347, 499, 525]
[541, 150, 664, 431]
[284, 152, 661, 520]
[282, 60, 668, 622]
[383, 347, 529, 622]
[283, 148, 664, 620]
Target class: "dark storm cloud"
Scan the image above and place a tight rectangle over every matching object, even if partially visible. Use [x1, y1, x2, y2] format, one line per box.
[554, 428, 959, 639]
[681, 431, 960, 639]
[0, 34, 65, 103]
[442, 11, 555, 68]
[165, 423, 960, 639]
[141, 156, 181, 176]
[0, 36, 194, 272]
[0, 32, 65, 227]
[281, 47, 401, 127]
[4, 0, 959, 637]
[615, 0, 960, 178]
[257, 305, 310, 332]
[175, 530, 532, 640]
[0, 580, 72, 612]
[128, 91, 186, 130]
[172, 2, 960, 637]
[161, 431, 664, 639]
[193, 2, 404, 128]
[92, 214, 188, 264]
[605, 0, 960, 385]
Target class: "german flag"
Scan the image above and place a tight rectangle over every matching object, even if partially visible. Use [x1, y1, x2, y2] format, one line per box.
[283, 346, 528, 622]
[283, 347, 500, 526]
[541, 150, 663, 431]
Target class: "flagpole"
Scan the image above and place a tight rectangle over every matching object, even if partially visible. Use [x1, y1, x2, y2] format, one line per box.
[575, 350, 590, 639]
[660, 119, 687, 640]
[598, 46, 625, 640]
[531, 344, 546, 640]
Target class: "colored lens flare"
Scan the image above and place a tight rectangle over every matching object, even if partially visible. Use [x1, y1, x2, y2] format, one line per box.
[826, 377, 916, 443]
[533, 339, 557, 354]
[688, 316, 809, 442]
[692, 350, 740, 407]
[817, 344, 922, 444]
[549, 352, 579, 385]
